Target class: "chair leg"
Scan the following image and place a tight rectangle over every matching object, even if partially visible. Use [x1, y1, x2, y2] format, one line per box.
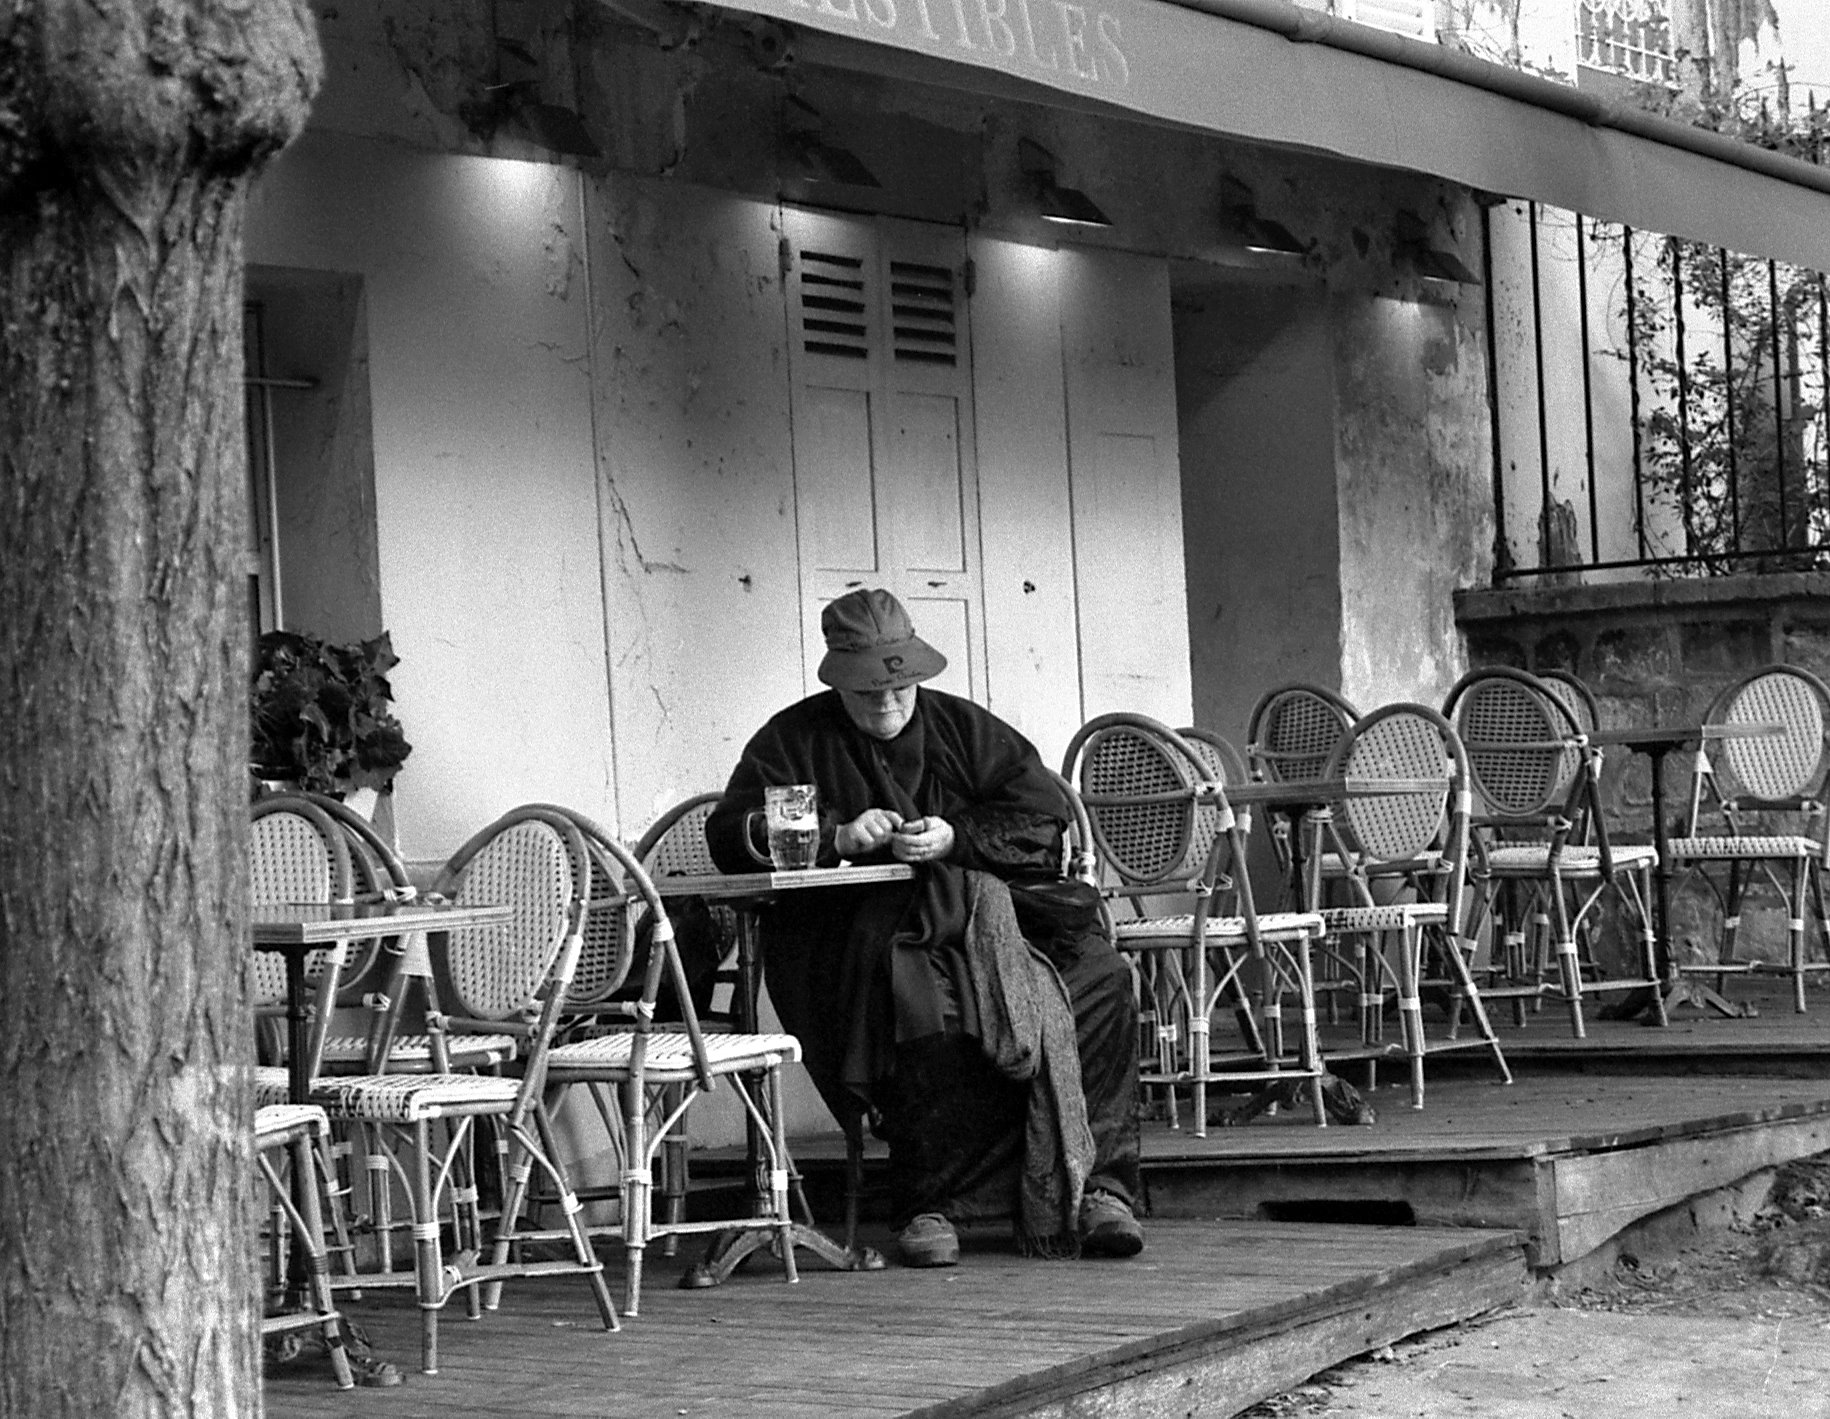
[765, 1067, 799, 1284]
[1718, 861, 1747, 993]
[1544, 877, 1586, 1039]
[409, 1119, 444, 1376]
[1790, 856, 1810, 1014]
[621, 1077, 650, 1318]
[257, 1128, 356, 1389]
[1396, 925, 1426, 1110]
[286, 1130, 356, 1389]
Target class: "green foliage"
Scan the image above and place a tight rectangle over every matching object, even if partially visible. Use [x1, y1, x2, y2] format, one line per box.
[1613, 228, 1828, 575]
[250, 630, 412, 796]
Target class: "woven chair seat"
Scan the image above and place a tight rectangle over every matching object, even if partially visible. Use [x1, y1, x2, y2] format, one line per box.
[308, 1072, 521, 1122]
[319, 1032, 519, 1069]
[1113, 910, 1325, 947]
[1668, 834, 1821, 860]
[546, 1030, 801, 1081]
[1318, 901, 1448, 933]
[254, 1102, 331, 1143]
[1481, 843, 1659, 875]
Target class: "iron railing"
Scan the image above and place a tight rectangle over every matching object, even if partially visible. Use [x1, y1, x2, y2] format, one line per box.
[1486, 198, 1830, 581]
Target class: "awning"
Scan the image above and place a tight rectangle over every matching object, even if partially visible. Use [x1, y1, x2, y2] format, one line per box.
[707, 0, 1830, 271]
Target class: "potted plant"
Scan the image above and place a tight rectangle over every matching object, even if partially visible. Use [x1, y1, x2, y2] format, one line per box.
[250, 629, 413, 803]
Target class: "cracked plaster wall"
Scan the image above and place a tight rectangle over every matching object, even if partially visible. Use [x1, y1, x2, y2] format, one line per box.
[247, 130, 613, 862]
[1333, 291, 1493, 710]
[582, 170, 802, 836]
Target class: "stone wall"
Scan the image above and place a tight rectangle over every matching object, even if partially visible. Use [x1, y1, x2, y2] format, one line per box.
[1454, 573, 1830, 975]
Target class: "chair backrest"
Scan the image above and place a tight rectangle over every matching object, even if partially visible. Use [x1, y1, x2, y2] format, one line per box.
[634, 792, 723, 876]
[1044, 767, 1100, 888]
[1062, 713, 1207, 890]
[1177, 726, 1252, 877]
[432, 808, 590, 1023]
[1320, 702, 1469, 923]
[259, 789, 408, 999]
[1532, 669, 1598, 804]
[1706, 664, 1830, 803]
[525, 803, 714, 1089]
[1442, 667, 1584, 825]
[249, 797, 353, 1009]
[1245, 683, 1359, 784]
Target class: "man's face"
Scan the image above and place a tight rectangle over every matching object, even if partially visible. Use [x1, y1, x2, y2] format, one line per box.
[838, 684, 918, 740]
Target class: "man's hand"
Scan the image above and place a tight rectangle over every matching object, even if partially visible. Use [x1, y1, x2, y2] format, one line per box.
[889, 816, 954, 864]
[835, 808, 905, 859]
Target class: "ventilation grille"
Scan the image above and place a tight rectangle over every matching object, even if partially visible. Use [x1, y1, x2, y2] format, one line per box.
[798, 249, 868, 359]
[890, 261, 958, 366]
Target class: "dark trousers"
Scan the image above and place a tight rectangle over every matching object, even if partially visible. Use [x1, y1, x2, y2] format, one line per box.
[881, 931, 1141, 1229]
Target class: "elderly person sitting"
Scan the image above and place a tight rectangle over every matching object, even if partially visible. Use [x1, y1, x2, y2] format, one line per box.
[705, 588, 1142, 1266]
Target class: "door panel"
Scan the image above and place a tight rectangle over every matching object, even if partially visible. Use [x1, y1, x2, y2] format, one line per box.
[784, 207, 986, 701]
[889, 392, 967, 572]
[797, 384, 880, 572]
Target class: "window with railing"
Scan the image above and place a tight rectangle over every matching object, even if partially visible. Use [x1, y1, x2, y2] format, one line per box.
[1486, 200, 1830, 580]
[1329, 0, 1435, 43]
[1578, 0, 1675, 85]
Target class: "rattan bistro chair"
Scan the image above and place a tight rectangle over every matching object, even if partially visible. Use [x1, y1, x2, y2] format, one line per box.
[258, 806, 621, 1373]
[1245, 685, 1360, 912]
[1667, 664, 1830, 1012]
[1444, 668, 1664, 1037]
[256, 1103, 356, 1389]
[1063, 713, 1329, 1136]
[1308, 703, 1510, 1109]
[532, 805, 805, 1317]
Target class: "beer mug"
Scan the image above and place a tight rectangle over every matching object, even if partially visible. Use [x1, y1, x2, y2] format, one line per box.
[745, 784, 819, 871]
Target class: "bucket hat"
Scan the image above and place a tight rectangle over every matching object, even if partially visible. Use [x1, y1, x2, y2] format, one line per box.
[816, 588, 947, 691]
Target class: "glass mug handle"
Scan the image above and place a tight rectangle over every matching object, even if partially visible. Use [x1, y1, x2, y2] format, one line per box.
[741, 808, 773, 867]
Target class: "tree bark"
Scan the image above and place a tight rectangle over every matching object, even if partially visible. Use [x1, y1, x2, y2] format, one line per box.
[0, 4, 320, 1415]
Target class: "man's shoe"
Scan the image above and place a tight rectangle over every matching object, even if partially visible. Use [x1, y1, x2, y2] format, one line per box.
[897, 1212, 960, 1268]
[1079, 1188, 1144, 1258]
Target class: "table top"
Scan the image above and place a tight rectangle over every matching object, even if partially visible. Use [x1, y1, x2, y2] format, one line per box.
[250, 899, 514, 946]
[1589, 721, 1783, 751]
[1224, 776, 1447, 808]
[651, 863, 914, 899]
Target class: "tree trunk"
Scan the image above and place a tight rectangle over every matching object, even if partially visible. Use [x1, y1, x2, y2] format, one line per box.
[0, 5, 320, 1415]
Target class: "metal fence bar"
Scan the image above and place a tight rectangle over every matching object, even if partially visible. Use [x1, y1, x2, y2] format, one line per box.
[1671, 236, 1696, 556]
[1719, 248, 1741, 550]
[1578, 216, 1600, 564]
[1482, 202, 1509, 572]
[1530, 202, 1553, 561]
[1769, 258, 1789, 546]
[1500, 543, 1830, 577]
[1819, 273, 1829, 546]
[1624, 225, 1647, 562]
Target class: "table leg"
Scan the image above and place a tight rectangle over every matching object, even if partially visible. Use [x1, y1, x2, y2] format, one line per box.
[680, 910, 884, 1289]
[286, 951, 311, 1104]
[1625, 745, 1753, 1021]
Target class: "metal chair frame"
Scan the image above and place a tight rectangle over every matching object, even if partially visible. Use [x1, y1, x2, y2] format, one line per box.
[1668, 663, 1830, 1012]
[256, 1102, 356, 1389]
[1309, 702, 1510, 1109]
[1445, 667, 1664, 1037]
[529, 804, 804, 1317]
[1062, 712, 1329, 1137]
[258, 806, 621, 1373]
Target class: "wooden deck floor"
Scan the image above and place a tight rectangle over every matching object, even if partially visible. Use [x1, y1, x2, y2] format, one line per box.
[262, 1219, 1527, 1419]
[263, 982, 1830, 1417]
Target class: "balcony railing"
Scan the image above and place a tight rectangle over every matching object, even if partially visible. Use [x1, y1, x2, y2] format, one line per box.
[1578, 0, 1676, 85]
[1486, 199, 1830, 581]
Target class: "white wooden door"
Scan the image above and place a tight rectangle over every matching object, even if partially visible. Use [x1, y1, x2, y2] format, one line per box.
[782, 207, 985, 701]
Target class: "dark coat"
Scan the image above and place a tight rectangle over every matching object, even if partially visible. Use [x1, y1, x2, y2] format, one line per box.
[705, 688, 1095, 1123]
